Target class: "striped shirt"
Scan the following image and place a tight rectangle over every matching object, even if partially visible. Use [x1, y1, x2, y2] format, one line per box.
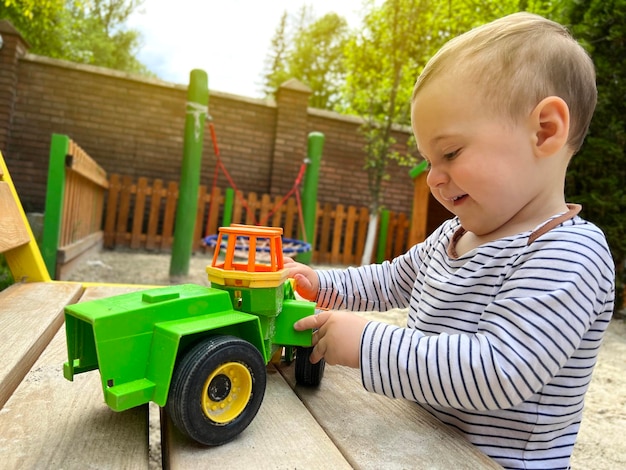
[315, 207, 615, 469]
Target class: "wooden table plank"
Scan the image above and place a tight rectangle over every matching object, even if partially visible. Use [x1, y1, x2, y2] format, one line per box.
[279, 363, 503, 469]
[164, 365, 352, 469]
[0, 285, 150, 469]
[0, 281, 83, 408]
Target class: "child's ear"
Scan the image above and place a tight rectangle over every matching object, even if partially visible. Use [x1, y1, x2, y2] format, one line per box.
[531, 96, 570, 157]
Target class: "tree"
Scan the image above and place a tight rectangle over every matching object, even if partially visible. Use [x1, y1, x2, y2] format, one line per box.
[1, 0, 68, 56]
[565, 0, 626, 310]
[341, 0, 430, 263]
[286, 13, 349, 109]
[340, 0, 571, 264]
[261, 11, 291, 98]
[0, 0, 150, 75]
[261, 7, 349, 109]
[66, 0, 149, 74]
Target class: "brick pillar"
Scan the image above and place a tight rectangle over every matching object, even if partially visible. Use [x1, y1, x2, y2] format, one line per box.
[0, 21, 29, 153]
[270, 78, 311, 197]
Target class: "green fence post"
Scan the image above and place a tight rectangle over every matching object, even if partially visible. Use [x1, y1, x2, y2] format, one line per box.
[222, 187, 234, 227]
[41, 133, 71, 278]
[296, 132, 324, 265]
[170, 70, 209, 278]
[376, 209, 390, 263]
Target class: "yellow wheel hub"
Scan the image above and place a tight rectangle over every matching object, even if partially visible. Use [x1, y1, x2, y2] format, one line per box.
[201, 362, 252, 424]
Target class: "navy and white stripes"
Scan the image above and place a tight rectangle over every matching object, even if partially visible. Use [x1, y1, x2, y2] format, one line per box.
[315, 215, 614, 469]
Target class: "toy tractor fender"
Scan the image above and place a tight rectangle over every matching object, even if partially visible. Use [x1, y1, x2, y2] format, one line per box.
[146, 310, 267, 410]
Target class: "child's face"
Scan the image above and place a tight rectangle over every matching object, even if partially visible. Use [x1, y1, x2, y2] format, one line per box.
[412, 76, 552, 239]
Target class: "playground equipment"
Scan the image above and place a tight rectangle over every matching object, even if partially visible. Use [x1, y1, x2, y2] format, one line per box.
[64, 224, 325, 446]
[170, 69, 209, 277]
[204, 232, 310, 260]
[204, 122, 324, 264]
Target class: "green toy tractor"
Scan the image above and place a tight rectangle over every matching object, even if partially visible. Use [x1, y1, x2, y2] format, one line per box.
[63, 225, 324, 446]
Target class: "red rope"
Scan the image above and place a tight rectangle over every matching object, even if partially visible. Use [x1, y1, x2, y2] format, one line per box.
[258, 161, 307, 227]
[206, 121, 309, 235]
[206, 122, 258, 234]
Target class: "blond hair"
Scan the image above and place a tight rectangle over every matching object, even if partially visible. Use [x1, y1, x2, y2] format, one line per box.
[412, 12, 596, 153]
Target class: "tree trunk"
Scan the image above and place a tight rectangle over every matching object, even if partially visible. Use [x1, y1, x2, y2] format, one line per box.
[360, 212, 378, 266]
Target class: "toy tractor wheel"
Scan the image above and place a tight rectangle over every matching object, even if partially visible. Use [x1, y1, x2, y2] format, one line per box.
[295, 346, 325, 386]
[166, 335, 266, 446]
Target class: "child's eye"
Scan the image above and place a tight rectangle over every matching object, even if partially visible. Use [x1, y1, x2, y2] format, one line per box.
[443, 149, 460, 160]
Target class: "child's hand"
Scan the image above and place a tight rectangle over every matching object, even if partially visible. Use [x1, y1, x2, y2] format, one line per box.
[283, 257, 319, 301]
[294, 311, 369, 368]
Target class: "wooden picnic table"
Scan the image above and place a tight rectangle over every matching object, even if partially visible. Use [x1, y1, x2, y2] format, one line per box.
[0, 285, 501, 469]
[169, 360, 502, 469]
[1, 148, 500, 468]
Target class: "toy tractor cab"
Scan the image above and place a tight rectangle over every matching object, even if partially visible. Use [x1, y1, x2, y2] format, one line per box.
[63, 224, 324, 446]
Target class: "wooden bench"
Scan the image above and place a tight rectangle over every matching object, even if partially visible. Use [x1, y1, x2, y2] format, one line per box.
[0, 150, 152, 467]
[0, 150, 501, 468]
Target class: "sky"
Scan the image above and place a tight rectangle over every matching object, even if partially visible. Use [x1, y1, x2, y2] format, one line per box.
[128, 0, 373, 99]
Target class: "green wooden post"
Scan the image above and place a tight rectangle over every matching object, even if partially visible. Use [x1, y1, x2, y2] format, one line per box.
[41, 133, 71, 278]
[376, 209, 390, 263]
[222, 187, 234, 227]
[296, 132, 324, 265]
[170, 70, 209, 278]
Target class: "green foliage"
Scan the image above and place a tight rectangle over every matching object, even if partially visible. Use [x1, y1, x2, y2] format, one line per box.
[262, 7, 349, 109]
[0, 0, 151, 76]
[262, 11, 291, 98]
[342, 0, 431, 212]
[0, 255, 14, 292]
[287, 13, 349, 109]
[565, 0, 626, 309]
[1, 0, 67, 56]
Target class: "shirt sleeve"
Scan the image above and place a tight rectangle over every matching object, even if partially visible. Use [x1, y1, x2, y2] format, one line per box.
[313, 220, 455, 312]
[315, 247, 419, 312]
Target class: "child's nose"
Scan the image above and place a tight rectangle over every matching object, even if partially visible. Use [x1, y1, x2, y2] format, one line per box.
[426, 165, 448, 188]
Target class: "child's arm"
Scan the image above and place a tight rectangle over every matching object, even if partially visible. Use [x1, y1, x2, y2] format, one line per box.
[294, 224, 615, 413]
[300, 250, 418, 312]
[359, 228, 615, 410]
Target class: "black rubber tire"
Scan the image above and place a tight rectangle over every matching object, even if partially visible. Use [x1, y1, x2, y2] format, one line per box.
[295, 346, 325, 386]
[166, 335, 266, 446]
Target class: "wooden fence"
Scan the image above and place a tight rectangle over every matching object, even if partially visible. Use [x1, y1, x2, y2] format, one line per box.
[103, 174, 411, 265]
[42, 134, 108, 279]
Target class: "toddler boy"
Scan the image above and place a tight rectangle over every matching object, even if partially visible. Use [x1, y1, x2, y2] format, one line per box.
[287, 12, 614, 469]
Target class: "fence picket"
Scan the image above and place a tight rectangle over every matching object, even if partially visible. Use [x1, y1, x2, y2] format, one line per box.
[146, 179, 163, 250]
[193, 185, 208, 251]
[205, 186, 221, 237]
[103, 174, 120, 248]
[160, 181, 177, 250]
[284, 198, 297, 240]
[131, 177, 148, 249]
[331, 205, 345, 265]
[356, 208, 369, 264]
[232, 190, 244, 226]
[343, 206, 357, 265]
[114, 176, 133, 246]
[246, 193, 258, 225]
[259, 194, 271, 226]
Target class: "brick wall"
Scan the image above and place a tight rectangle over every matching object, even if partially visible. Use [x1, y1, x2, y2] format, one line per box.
[0, 21, 424, 218]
